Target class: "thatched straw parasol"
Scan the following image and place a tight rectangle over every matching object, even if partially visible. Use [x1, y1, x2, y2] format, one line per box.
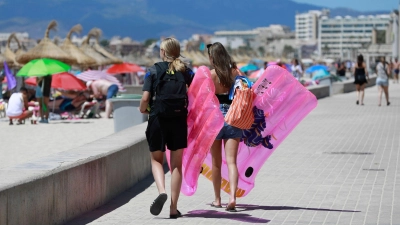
[80, 29, 111, 66]
[3, 33, 25, 67]
[16, 20, 77, 65]
[91, 28, 123, 64]
[61, 24, 96, 67]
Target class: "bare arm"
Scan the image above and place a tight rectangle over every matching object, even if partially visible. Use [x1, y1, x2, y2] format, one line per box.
[139, 91, 150, 114]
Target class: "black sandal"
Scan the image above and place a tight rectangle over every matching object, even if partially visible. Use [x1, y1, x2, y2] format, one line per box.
[210, 202, 222, 208]
[150, 193, 167, 216]
[169, 210, 182, 219]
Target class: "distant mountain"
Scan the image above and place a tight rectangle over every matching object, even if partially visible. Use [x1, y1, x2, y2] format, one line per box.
[0, 0, 392, 41]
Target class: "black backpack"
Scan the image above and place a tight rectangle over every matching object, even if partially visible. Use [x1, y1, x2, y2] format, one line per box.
[153, 62, 188, 117]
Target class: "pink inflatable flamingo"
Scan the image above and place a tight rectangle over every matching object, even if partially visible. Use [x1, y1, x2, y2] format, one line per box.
[200, 65, 318, 197]
[166, 66, 224, 196]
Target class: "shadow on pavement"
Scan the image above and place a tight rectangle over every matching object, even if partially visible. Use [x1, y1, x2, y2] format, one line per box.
[234, 204, 361, 213]
[65, 164, 169, 225]
[185, 209, 270, 223]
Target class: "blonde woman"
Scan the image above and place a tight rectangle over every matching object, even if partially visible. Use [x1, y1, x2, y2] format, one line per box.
[207, 42, 241, 212]
[376, 57, 390, 106]
[139, 37, 194, 218]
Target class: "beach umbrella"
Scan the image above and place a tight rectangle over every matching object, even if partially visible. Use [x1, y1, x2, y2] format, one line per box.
[248, 68, 264, 80]
[16, 21, 77, 65]
[3, 33, 25, 67]
[25, 72, 86, 91]
[91, 28, 123, 64]
[107, 62, 144, 74]
[16, 58, 71, 77]
[80, 30, 111, 66]
[77, 70, 124, 91]
[311, 69, 330, 81]
[306, 65, 329, 74]
[61, 24, 97, 67]
[240, 64, 258, 72]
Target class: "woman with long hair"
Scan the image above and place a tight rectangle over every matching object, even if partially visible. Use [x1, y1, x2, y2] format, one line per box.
[139, 37, 194, 218]
[207, 42, 241, 212]
[376, 57, 390, 106]
[353, 54, 369, 105]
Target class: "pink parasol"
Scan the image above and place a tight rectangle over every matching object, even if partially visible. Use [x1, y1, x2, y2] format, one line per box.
[77, 70, 125, 91]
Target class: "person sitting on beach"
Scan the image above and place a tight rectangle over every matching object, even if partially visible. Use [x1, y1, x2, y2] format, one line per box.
[6, 87, 33, 125]
[86, 79, 118, 118]
[48, 92, 89, 112]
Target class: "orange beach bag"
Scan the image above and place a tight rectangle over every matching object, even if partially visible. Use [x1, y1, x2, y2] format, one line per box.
[225, 80, 254, 129]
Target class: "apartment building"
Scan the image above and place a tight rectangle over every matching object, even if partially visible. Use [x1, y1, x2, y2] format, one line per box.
[318, 14, 391, 59]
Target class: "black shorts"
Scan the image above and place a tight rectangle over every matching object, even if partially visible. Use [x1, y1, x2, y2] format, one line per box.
[146, 115, 187, 152]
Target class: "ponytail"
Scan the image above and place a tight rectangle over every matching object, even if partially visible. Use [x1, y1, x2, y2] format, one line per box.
[170, 58, 186, 72]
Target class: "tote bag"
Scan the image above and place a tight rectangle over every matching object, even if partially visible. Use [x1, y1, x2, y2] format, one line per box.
[225, 77, 254, 129]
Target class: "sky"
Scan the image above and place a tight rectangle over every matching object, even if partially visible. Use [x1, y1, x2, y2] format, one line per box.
[294, 0, 398, 11]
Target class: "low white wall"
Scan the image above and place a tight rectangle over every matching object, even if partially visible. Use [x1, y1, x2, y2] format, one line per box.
[0, 123, 150, 225]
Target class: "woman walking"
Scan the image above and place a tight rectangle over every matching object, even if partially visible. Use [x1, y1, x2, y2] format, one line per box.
[207, 42, 241, 212]
[353, 55, 369, 105]
[376, 57, 390, 106]
[139, 37, 193, 218]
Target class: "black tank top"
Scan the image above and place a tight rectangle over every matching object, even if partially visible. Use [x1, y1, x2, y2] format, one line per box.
[215, 94, 232, 104]
[355, 67, 365, 76]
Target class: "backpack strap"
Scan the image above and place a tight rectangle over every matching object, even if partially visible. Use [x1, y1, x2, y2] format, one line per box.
[153, 62, 169, 94]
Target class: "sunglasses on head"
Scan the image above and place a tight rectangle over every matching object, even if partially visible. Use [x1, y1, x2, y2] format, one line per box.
[206, 44, 212, 49]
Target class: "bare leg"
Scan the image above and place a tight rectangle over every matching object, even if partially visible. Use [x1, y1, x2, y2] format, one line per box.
[360, 84, 366, 105]
[224, 138, 240, 210]
[169, 149, 183, 215]
[105, 100, 112, 118]
[355, 84, 360, 104]
[37, 97, 43, 120]
[150, 151, 166, 194]
[378, 85, 383, 106]
[43, 97, 50, 120]
[211, 140, 222, 206]
[383, 86, 389, 105]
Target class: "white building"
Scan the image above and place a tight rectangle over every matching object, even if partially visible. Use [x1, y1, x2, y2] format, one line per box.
[212, 25, 292, 50]
[318, 14, 391, 59]
[295, 10, 329, 44]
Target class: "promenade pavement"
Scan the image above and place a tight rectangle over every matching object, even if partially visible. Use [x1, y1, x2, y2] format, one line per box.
[66, 81, 400, 225]
[0, 114, 114, 169]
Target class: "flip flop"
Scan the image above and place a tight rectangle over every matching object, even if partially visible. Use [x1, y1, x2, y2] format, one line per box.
[225, 203, 237, 212]
[169, 210, 182, 219]
[210, 202, 222, 208]
[150, 193, 168, 216]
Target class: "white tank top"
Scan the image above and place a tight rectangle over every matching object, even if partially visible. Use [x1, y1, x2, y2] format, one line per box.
[6, 93, 24, 116]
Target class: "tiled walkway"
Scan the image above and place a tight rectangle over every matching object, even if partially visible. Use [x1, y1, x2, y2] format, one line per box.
[68, 83, 400, 225]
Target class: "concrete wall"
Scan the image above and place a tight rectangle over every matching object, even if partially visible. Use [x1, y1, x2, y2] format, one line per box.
[123, 85, 144, 95]
[0, 123, 150, 225]
[307, 85, 330, 99]
[309, 75, 377, 99]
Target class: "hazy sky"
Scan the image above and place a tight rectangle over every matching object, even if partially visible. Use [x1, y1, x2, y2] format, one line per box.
[294, 0, 397, 11]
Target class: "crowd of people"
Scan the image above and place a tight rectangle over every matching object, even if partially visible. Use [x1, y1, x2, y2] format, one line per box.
[2, 76, 120, 125]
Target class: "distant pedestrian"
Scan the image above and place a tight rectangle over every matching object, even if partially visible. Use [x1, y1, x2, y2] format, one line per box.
[291, 58, 303, 80]
[393, 58, 400, 83]
[376, 57, 390, 106]
[139, 37, 194, 218]
[353, 55, 369, 105]
[38, 75, 52, 123]
[337, 62, 346, 77]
